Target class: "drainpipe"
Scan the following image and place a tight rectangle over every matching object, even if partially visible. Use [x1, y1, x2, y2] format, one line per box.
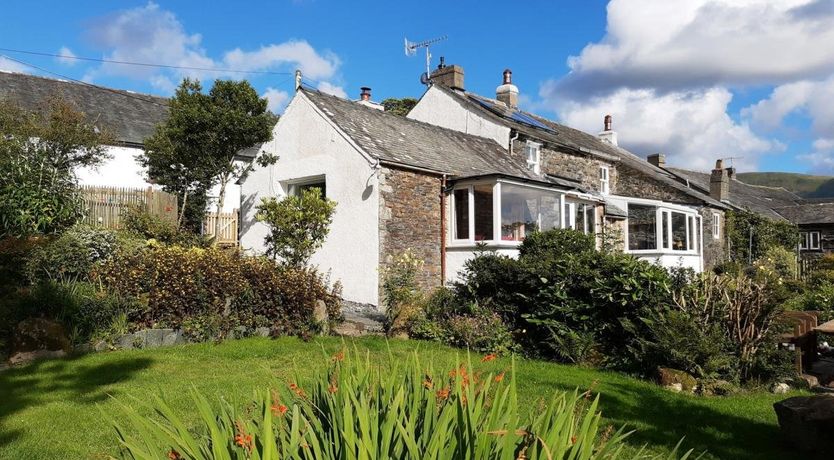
[509, 131, 519, 154]
[440, 174, 448, 286]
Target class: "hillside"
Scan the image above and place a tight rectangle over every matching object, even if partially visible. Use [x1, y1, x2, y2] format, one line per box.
[737, 172, 834, 198]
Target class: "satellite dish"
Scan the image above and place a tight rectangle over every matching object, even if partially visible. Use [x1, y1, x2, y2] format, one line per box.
[420, 72, 430, 85]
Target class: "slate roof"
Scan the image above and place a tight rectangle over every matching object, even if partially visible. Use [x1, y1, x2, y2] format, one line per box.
[430, 85, 727, 209]
[0, 71, 168, 146]
[301, 87, 565, 185]
[771, 203, 834, 225]
[668, 168, 802, 220]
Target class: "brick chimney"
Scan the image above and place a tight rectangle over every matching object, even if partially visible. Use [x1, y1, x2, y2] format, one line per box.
[647, 153, 666, 167]
[430, 57, 465, 90]
[710, 159, 730, 201]
[598, 114, 618, 146]
[496, 69, 519, 109]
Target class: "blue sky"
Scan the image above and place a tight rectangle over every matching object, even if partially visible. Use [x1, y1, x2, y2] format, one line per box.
[2, 0, 833, 174]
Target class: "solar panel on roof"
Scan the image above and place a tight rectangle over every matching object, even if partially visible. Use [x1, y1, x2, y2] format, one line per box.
[510, 111, 554, 132]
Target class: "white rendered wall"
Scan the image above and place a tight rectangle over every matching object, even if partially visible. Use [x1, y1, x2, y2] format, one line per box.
[636, 253, 702, 272]
[445, 246, 519, 284]
[76, 145, 240, 212]
[408, 86, 510, 146]
[239, 93, 381, 306]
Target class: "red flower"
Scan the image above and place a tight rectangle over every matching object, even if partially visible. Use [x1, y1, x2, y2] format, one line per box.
[481, 353, 497, 362]
[436, 387, 450, 400]
[332, 350, 345, 362]
[494, 371, 505, 383]
[571, 435, 577, 445]
[271, 403, 288, 416]
[328, 383, 338, 394]
[167, 450, 182, 460]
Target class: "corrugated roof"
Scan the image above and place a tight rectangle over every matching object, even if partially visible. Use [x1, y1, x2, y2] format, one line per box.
[0, 71, 168, 145]
[301, 87, 552, 182]
[429, 85, 727, 209]
[668, 168, 802, 220]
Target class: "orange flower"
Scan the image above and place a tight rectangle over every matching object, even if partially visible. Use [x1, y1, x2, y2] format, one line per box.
[494, 371, 505, 383]
[422, 377, 434, 389]
[289, 382, 306, 398]
[481, 353, 497, 362]
[571, 435, 577, 445]
[167, 450, 182, 460]
[332, 350, 345, 362]
[271, 403, 288, 416]
[234, 421, 253, 451]
[436, 387, 450, 400]
[328, 383, 338, 394]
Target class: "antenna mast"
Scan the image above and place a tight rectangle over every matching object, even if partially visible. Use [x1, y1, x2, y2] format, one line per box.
[404, 35, 447, 84]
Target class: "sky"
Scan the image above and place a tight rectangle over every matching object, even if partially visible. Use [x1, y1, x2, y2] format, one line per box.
[1, 0, 833, 174]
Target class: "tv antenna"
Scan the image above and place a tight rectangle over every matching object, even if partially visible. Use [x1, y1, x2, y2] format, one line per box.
[404, 35, 447, 85]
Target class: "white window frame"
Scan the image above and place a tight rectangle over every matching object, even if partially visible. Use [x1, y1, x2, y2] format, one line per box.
[811, 232, 821, 250]
[285, 175, 327, 197]
[599, 166, 610, 195]
[800, 231, 821, 250]
[621, 198, 701, 255]
[525, 141, 541, 175]
[712, 212, 721, 240]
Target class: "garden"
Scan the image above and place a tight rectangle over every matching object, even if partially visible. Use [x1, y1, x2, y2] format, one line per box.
[1, 78, 830, 459]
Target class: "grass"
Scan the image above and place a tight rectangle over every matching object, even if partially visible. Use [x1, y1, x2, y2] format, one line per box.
[0, 336, 805, 460]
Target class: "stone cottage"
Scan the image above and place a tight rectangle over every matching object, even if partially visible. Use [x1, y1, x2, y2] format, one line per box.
[239, 66, 729, 307]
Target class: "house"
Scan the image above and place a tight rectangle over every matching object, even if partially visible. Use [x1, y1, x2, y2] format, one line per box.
[239, 65, 729, 307]
[0, 71, 238, 212]
[663, 158, 834, 258]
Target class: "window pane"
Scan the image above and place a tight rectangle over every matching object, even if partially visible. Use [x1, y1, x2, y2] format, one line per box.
[800, 232, 808, 249]
[473, 184, 493, 241]
[672, 212, 688, 251]
[696, 216, 702, 251]
[564, 202, 573, 230]
[812, 232, 820, 249]
[661, 212, 670, 249]
[688, 216, 695, 250]
[454, 189, 469, 240]
[575, 203, 585, 232]
[501, 184, 548, 241]
[628, 204, 657, 250]
[540, 194, 561, 231]
[585, 205, 596, 236]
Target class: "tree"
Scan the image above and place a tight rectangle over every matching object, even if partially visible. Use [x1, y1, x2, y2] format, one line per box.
[255, 188, 336, 267]
[0, 98, 111, 237]
[141, 79, 276, 238]
[381, 98, 418, 117]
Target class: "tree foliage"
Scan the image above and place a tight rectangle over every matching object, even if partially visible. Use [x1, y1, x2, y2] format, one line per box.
[381, 97, 418, 117]
[0, 98, 111, 237]
[141, 79, 276, 234]
[255, 188, 336, 267]
[725, 209, 799, 264]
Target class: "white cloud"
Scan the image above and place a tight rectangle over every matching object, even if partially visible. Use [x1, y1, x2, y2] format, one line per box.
[56, 46, 78, 66]
[263, 87, 290, 113]
[555, 86, 777, 171]
[85, 2, 343, 94]
[316, 81, 347, 99]
[743, 76, 834, 137]
[798, 137, 834, 173]
[0, 56, 27, 73]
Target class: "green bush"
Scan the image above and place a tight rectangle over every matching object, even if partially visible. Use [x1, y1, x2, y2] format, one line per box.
[25, 226, 117, 283]
[113, 348, 694, 459]
[121, 206, 206, 247]
[98, 246, 341, 336]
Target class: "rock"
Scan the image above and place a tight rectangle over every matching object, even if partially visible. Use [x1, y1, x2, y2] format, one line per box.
[314, 300, 330, 335]
[255, 327, 271, 337]
[772, 383, 791, 394]
[93, 341, 111, 352]
[657, 367, 697, 392]
[7, 318, 71, 365]
[666, 383, 683, 393]
[698, 379, 736, 396]
[802, 374, 820, 389]
[774, 395, 834, 454]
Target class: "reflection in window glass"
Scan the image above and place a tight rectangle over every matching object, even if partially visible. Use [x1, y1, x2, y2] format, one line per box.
[574, 203, 585, 232]
[628, 204, 657, 250]
[454, 189, 469, 240]
[540, 194, 561, 231]
[501, 184, 541, 241]
[672, 212, 687, 251]
[474, 184, 493, 241]
[688, 216, 696, 251]
[661, 211, 669, 249]
[585, 205, 596, 235]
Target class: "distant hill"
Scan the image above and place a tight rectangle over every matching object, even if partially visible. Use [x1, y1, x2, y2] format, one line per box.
[736, 172, 834, 198]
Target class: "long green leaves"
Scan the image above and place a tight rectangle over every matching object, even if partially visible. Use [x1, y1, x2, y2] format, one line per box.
[113, 347, 696, 459]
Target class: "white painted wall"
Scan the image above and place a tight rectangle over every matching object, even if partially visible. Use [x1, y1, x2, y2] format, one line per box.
[76, 145, 240, 212]
[408, 86, 510, 146]
[635, 253, 702, 272]
[445, 246, 519, 284]
[239, 92, 381, 306]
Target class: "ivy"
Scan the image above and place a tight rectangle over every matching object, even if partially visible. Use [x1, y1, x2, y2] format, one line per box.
[725, 209, 799, 264]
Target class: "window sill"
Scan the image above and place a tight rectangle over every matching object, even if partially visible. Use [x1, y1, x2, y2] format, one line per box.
[626, 249, 700, 256]
[447, 240, 523, 250]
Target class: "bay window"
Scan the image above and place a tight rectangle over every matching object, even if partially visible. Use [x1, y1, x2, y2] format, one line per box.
[451, 180, 595, 244]
[628, 203, 700, 253]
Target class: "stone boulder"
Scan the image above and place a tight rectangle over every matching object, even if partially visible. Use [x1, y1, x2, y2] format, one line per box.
[774, 395, 834, 455]
[314, 300, 330, 335]
[8, 318, 71, 365]
[657, 367, 697, 392]
[698, 379, 737, 397]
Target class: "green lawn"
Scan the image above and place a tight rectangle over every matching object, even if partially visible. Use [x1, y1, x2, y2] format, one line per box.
[0, 337, 803, 459]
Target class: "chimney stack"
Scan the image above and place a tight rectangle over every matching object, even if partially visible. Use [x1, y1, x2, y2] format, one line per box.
[710, 159, 730, 201]
[496, 68, 519, 109]
[429, 57, 465, 90]
[598, 114, 618, 146]
[647, 153, 666, 168]
[355, 86, 384, 110]
[360, 87, 371, 101]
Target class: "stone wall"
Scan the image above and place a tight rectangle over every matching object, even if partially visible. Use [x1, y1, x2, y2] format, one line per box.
[616, 164, 696, 203]
[378, 166, 443, 302]
[700, 207, 726, 269]
[512, 138, 617, 194]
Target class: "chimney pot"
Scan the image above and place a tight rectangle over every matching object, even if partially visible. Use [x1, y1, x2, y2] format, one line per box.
[604, 114, 612, 132]
[360, 86, 371, 101]
[503, 69, 513, 85]
[438, 56, 446, 69]
[496, 68, 519, 109]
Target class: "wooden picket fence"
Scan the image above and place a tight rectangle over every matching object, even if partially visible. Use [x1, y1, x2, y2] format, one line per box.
[81, 185, 178, 229]
[203, 209, 239, 246]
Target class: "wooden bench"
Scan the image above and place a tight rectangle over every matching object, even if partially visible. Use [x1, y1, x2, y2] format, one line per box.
[780, 311, 819, 374]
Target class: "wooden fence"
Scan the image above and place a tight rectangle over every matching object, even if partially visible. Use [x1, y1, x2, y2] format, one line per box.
[203, 209, 239, 246]
[81, 186, 178, 229]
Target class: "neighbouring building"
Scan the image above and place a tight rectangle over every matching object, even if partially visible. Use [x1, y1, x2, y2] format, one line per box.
[239, 65, 730, 307]
[0, 71, 239, 212]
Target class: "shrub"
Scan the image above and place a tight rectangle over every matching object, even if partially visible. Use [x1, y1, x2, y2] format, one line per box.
[255, 188, 336, 267]
[97, 246, 340, 337]
[25, 226, 117, 283]
[381, 250, 425, 335]
[113, 349, 693, 459]
[121, 206, 206, 247]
